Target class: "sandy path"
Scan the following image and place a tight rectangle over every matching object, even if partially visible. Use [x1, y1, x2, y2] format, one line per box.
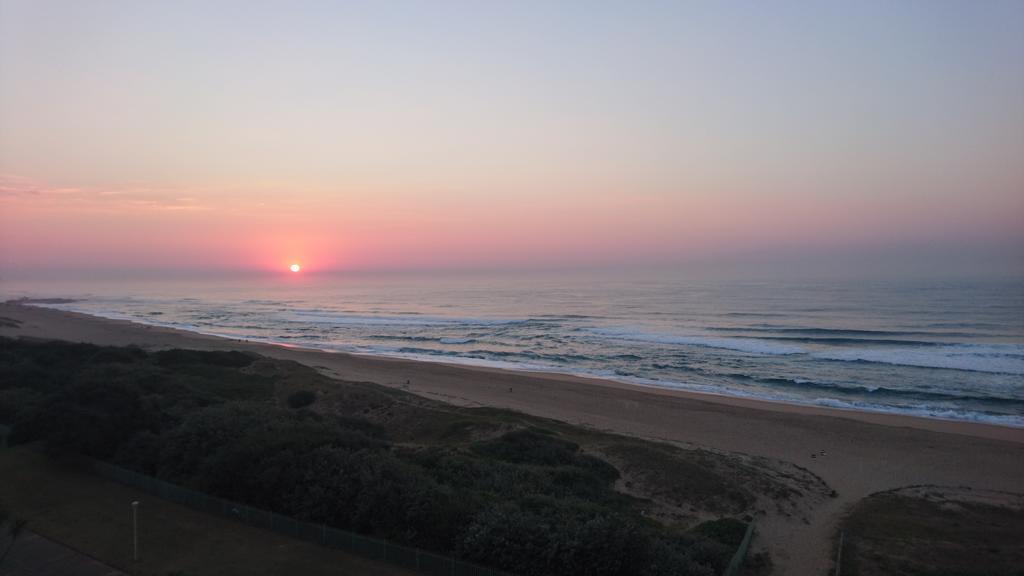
[3, 302, 1022, 574]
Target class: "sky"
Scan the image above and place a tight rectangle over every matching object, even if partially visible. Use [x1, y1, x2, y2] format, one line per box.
[1, 0, 1022, 278]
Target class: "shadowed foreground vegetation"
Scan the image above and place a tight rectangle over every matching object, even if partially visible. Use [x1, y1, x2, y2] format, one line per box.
[0, 446, 414, 576]
[839, 486, 1024, 576]
[0, 337, 813, 575]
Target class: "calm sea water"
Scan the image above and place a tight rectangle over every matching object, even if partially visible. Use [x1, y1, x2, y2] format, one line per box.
[3, 272, 1023, 426]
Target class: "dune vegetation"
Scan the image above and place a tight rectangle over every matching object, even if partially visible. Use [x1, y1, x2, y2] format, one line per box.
[0, 337, 824, 575]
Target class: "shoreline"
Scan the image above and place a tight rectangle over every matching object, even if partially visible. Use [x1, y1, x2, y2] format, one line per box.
[3, 301, 1024, 574]
[8, 301, 1024, 440]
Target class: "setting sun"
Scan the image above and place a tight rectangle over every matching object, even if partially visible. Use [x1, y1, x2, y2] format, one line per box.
[1, 3, 1021, 573]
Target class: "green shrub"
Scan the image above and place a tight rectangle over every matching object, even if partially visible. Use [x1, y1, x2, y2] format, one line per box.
[154, 349, 254, 368]
[472, 428, 581, 466]
[692, 517, 748, 547]
[0, 338, 738, 576]
[287, 390, 316, 409]
[91, 346, 146, 364]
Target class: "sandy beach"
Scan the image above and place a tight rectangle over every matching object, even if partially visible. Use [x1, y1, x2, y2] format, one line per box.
[2, 301, 1022, 574]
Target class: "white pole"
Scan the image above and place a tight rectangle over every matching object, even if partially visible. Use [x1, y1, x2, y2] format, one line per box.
[835, 530, 844, 576]
[132, 501, 140, 561]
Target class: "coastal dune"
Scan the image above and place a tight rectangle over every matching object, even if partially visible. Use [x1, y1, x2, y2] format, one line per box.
[2, 302, 1022, 574]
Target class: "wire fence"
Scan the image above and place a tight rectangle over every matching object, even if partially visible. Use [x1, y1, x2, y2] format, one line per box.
[0, 426, 754, 576]
[86, 458, 512, 576]
[723, 520, 755, 576]
[833, 530, 844, 576]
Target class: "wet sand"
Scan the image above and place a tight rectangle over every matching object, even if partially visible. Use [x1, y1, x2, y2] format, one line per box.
[2, 302, 1022, 573]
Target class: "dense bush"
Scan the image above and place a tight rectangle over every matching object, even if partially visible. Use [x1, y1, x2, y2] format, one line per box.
[287, 390, 316, 409]
[0, 337, 736, 575]
[472, 429, 579, 465]
[693, 517, 748, 547]
[154, 349, 254, 368]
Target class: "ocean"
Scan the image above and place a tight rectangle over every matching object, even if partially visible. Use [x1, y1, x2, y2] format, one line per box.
[3, 272, 1023, 426]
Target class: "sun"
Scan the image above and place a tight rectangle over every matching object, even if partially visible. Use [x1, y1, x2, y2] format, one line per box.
[289, 263, 301, 273]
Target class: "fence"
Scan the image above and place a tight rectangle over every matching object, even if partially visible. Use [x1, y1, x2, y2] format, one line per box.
[0, 419, 753, 576]
[86, 458, 511, 576]
[722, 521, 755, 576]
[833, 530, 844, 576]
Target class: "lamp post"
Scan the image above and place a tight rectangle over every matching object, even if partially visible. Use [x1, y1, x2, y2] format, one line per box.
[131, 501, 140, 561]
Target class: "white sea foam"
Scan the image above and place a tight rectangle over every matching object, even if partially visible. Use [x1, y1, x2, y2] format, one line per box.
[278, 310, 523, 327]
[806, 397, 1024, 427]
[812, 344, 1024, 375]
[584, 374, 1023, 426]
[586, 327, 805, 355]
[20, 296, 1024, 427]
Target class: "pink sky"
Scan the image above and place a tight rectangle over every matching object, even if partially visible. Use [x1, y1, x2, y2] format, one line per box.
[2, 173, 1021, 276]
[1, 2, 1022, 277]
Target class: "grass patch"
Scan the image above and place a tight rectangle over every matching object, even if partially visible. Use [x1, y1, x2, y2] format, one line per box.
[1, 337, 775, 575]
[600, 441, 754, 515]
[287, 390, 316, 409]
[839, 488, 1024, 576]
[692, 517, 748, 547]
[0, 445, 411, 576]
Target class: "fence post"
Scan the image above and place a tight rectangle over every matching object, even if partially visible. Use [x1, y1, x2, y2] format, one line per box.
[723, 521, 755, 576]
[131, 500, 140, 561]
[90, 458, 529, 576]
[834, 531, 844, 576]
